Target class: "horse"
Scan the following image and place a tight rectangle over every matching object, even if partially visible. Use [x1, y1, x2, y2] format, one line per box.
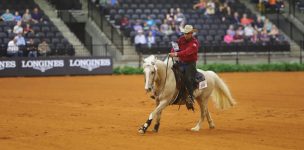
[138, 55, 236, 134]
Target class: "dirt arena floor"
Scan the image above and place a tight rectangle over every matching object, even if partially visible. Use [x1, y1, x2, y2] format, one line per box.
[0, 72, 304, 150]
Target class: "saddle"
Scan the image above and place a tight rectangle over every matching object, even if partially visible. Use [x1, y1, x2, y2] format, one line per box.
[171, 62, 205, 106]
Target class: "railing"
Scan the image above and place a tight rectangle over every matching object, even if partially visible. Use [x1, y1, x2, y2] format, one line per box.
[88, 2, 124, 54]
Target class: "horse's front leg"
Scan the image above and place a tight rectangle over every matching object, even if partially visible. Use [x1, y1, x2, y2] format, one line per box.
[138, 100, 168, 134]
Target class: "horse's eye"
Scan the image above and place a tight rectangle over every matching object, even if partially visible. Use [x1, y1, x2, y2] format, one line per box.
[151, 71, 154, 74]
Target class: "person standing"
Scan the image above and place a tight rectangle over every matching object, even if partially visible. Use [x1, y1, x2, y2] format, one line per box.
[169, 25, 199, 111]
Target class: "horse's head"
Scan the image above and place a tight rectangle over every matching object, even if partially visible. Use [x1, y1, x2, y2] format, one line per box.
[143, 55, 158, 92]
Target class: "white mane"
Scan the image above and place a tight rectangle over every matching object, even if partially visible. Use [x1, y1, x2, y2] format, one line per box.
[143, 55, 157, 66]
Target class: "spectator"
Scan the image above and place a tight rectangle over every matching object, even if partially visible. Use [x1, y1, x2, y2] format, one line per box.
[263, 18, 273, 32]
[244, 24, 255, 39]
[227, 25, 236, 37]
[142, 22, 150, 33]
[7, 37, 22, 57]
[234, 26, 244, 43]
[120, 15, 129, 28]
[259, 28, 270, 45]
[146, 31, 155, 49]
[251, 30, 259, 43]
[268, 25, 280, 40]
[134, 30, 147, 53]
[205, 0, 216, 16]
[254, 15, 264, 32]
[160, 19, 173, 36]
[224, 31, 234, 44]
[219, 2, 231, 16]
[133, 21, 143, 33]
[1, 9, 15, 22]
[13, 21, 23, 34]
[26, 38, 37, 57]
[145, 15, 155, 27]
[38, 39, 50, 56]
[230, 11, 240, 25]
[31, 8, 43, 23]
[15, 34, 26, 46]
[23, 23, 34, 35]
[175, 8, 186, 25]
[14, 11, 22, 22]
[240, 13, 253, 26]
[150, 25, 161, 37]
[22, 9, 32, 23]
[193, 0, 206, 13]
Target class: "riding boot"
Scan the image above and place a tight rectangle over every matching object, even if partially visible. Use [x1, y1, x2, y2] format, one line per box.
[185, 95, 195, 111]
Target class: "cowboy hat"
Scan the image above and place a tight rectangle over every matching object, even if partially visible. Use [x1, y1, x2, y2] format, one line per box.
[180, 25, 198, 34]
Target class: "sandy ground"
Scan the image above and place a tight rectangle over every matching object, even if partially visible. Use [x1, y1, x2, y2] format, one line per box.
[0, 72, 304, 150]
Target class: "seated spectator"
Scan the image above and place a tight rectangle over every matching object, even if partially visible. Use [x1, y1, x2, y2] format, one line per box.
[145, 15, 155, 27]
[251, 30, 259, 43]
[227, 25, 236, 37]
[146, 31, 155, 49]
[134, 30, 147, 53]
[31, 8, 43, 23]
[1, 9, 15, 22]
[38, 39, 50, 56]
[224, 31, 234, 44]
[259, 28, 270, 45]
[15, 34, 26, 46]
[234, 26, 244, 43]
[205, 0, 216, 16]
[175, 8, 186, 25]
[22, 9, 32, 23]
[240, 13, 253, 26]
[23, 23, 34, 35]
[150, 25, 162, 37]
[230, 11, 240, 25]
[254, 15, 264, 32]
[133, 21, 143, 33]
[13, 21, 23, 34]
[142, 22, 150, 33]
[193, 0, 206, 13]
[160, 19, 173, 36]
[263, 18, 273, 32]
[7, 37, 23, 57]
[244, 24, 255, 39]
[26, 38, 38, 57]
[120, 15, 129, 28]
[14, 11, 22, 22]
[219, 2, 231, 16]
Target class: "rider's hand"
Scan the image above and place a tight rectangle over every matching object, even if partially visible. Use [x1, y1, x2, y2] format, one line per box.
[169, 52, 177, 57]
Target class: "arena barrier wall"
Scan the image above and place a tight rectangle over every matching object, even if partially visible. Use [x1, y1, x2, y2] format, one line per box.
[0, 56, 112, 77]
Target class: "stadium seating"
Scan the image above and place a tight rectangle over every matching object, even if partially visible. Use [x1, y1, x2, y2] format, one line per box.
[105, 0, 290, 54]
[0, 0, 75, 57]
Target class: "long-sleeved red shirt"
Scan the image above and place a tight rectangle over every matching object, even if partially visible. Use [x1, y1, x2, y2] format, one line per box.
[171, 36, 199, 63]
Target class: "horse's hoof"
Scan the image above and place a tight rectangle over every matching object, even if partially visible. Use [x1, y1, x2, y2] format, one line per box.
[138, 129, 145, 134]
[191, 127, 200, 132]
[138, 126, 146, 134]
[152, 129, 158, 133]
[209, 124, 215, 129]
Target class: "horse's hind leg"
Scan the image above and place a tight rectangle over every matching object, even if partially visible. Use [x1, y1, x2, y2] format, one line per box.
[191, 97, 206, 132]
[206, 107, 215, 129]
[138, 100, 168, 134]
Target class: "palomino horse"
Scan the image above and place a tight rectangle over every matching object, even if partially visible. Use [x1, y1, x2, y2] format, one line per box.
[138, 55, 236, 134]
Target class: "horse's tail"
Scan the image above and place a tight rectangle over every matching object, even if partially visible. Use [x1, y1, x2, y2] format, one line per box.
[209, 71, 236, 110]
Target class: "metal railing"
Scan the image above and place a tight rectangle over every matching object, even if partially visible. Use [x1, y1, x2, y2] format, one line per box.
[88, 2, 124, 54]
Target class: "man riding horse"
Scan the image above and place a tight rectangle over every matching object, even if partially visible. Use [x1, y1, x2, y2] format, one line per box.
[169, 24, 199, 111]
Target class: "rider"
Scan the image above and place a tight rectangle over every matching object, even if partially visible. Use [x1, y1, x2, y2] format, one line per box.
[169, 24, 199, 111]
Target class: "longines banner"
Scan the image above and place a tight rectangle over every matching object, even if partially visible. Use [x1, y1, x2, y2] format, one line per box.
[0, 57, 113, 77]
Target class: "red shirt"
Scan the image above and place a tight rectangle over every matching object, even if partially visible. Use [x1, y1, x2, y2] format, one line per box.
[171, 36, 199, 63]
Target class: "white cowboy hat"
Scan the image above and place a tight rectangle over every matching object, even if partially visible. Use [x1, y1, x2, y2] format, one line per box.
[180, 25, 198, 34]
